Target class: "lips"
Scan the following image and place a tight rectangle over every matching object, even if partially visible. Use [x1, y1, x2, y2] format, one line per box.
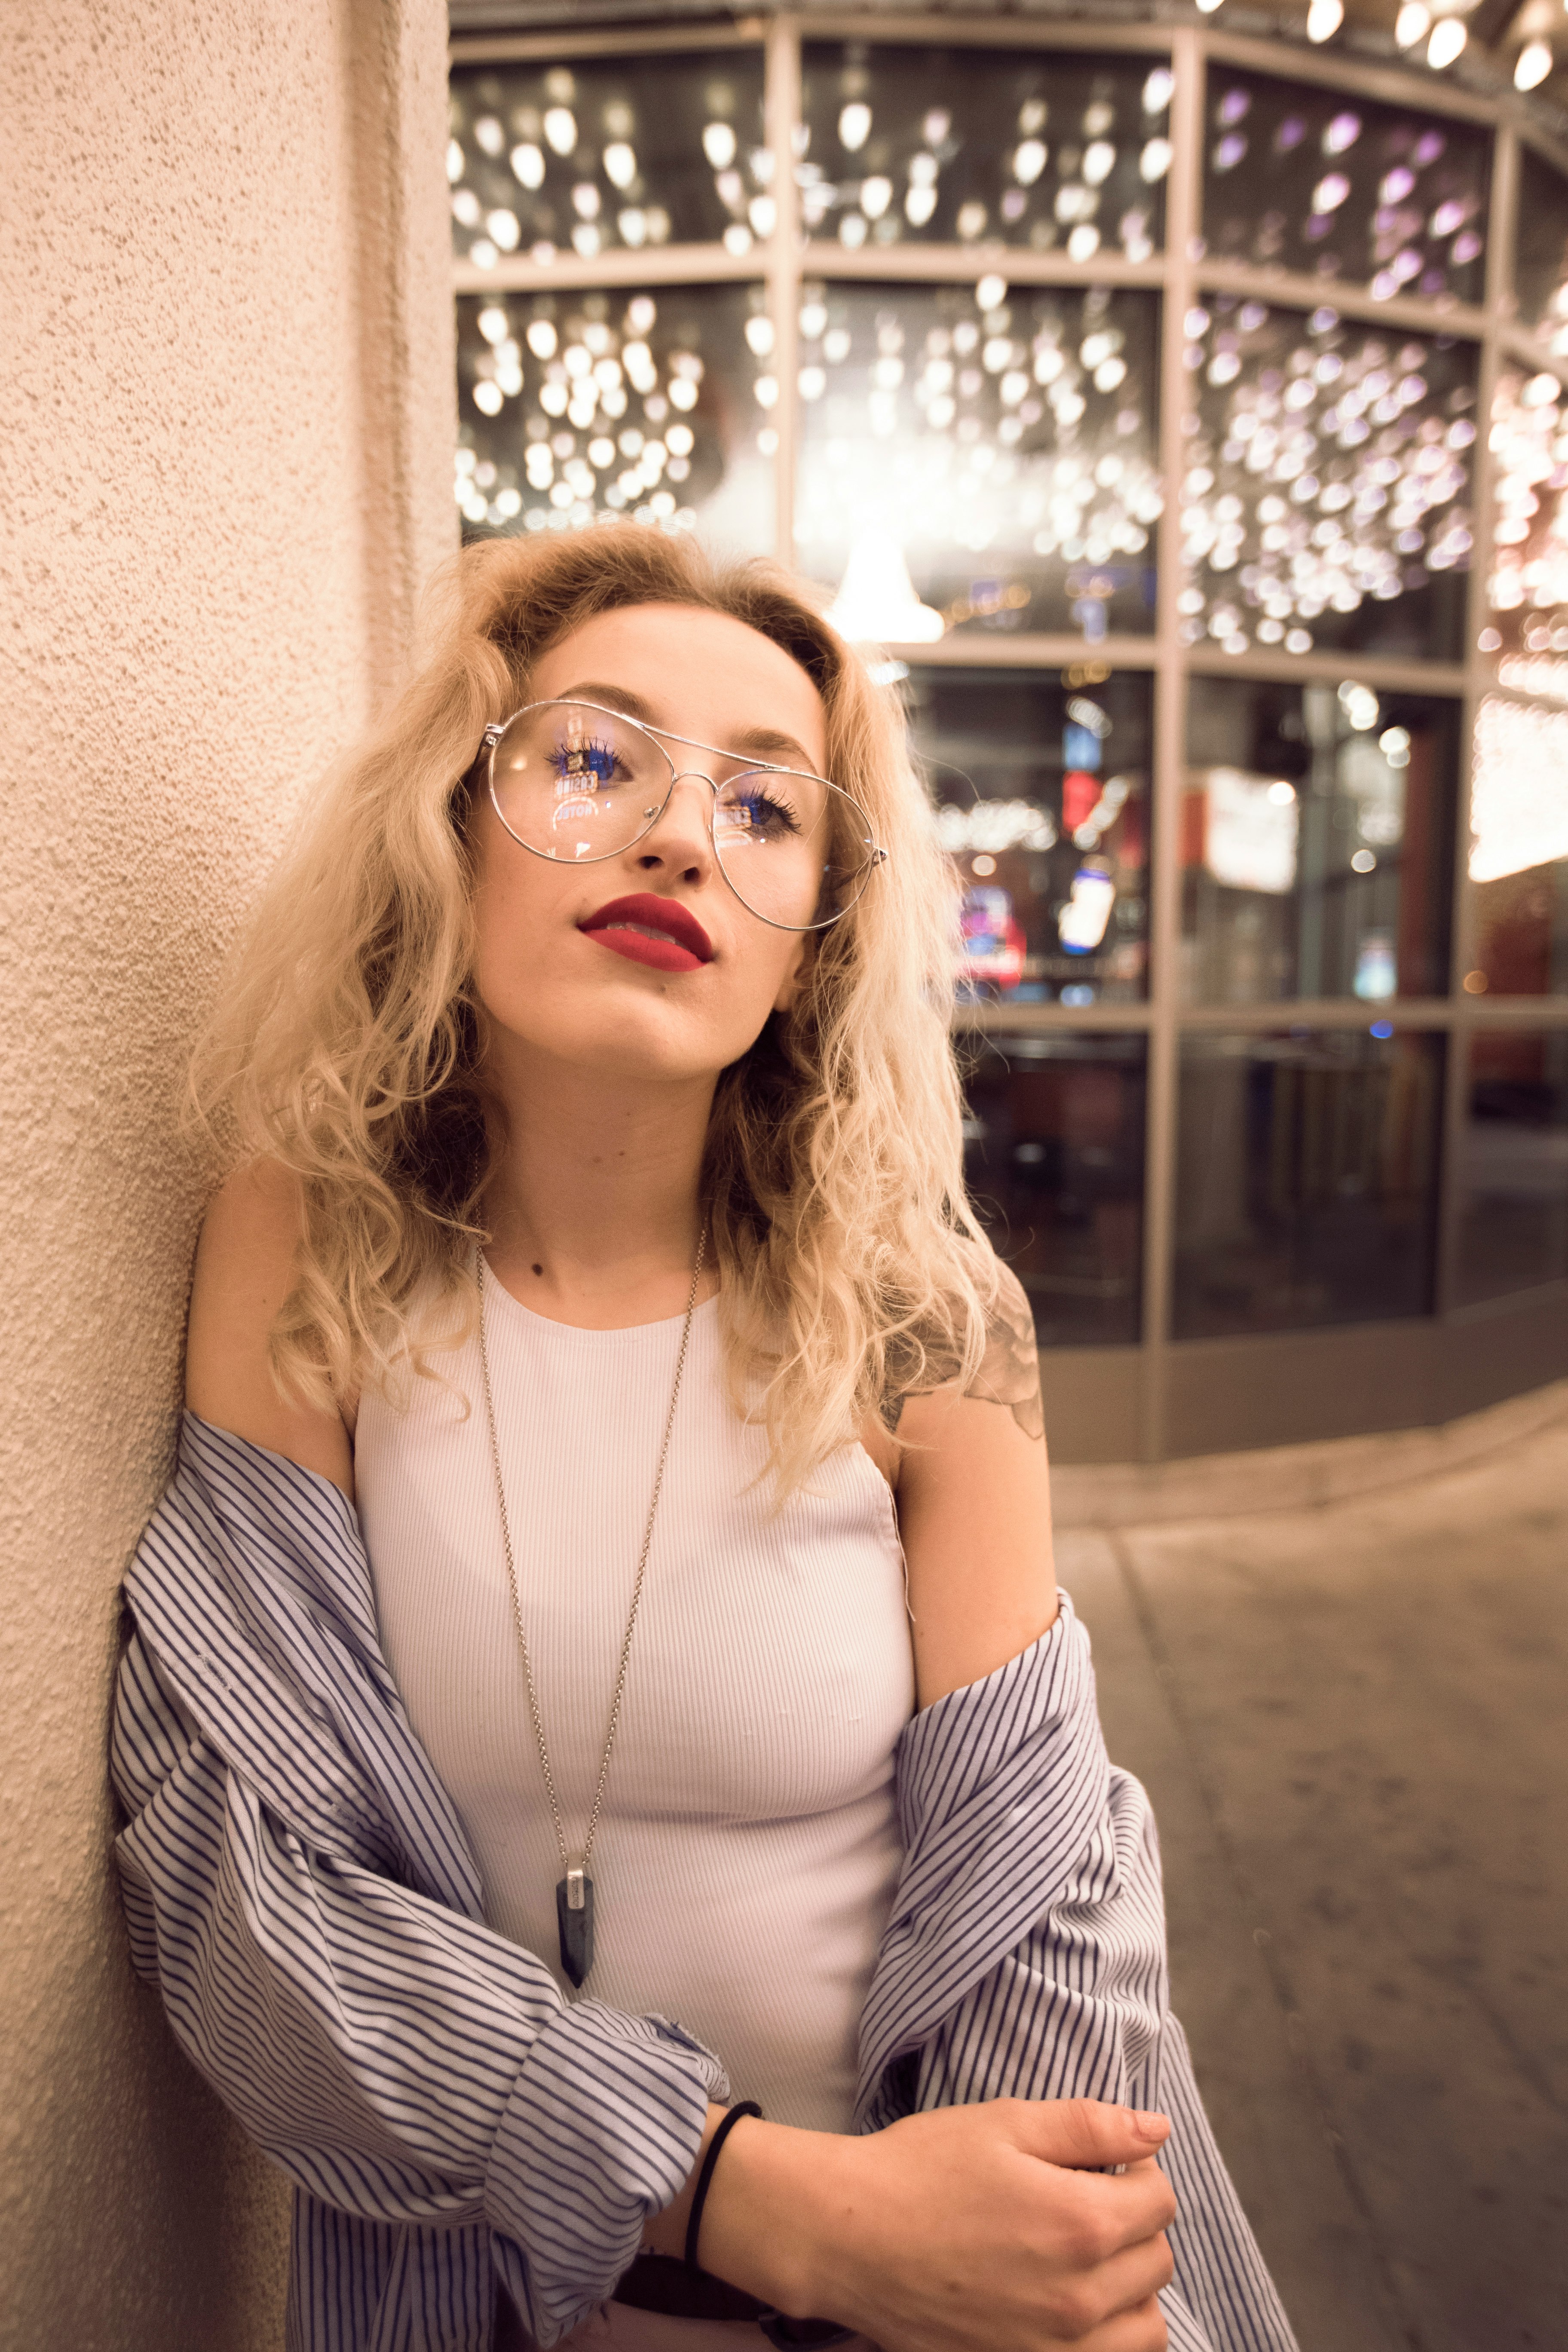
[578, 892, 714, 974]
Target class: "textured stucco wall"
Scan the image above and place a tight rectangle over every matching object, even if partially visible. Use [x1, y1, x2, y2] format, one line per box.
[0, 6, 454, 2345]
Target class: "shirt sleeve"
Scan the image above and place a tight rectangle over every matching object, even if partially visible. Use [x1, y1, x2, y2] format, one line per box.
[857, 1596, 1299, 2352]
[111, 1626, 729, 2348]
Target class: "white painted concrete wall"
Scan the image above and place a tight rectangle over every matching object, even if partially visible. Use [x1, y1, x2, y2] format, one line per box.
[0, 6, 454, 2344]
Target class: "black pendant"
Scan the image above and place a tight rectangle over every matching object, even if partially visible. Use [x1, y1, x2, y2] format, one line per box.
[556, 1869, 594, 1986]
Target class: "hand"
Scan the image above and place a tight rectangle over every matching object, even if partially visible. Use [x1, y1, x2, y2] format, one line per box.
[703, 2098, 1176, 2352]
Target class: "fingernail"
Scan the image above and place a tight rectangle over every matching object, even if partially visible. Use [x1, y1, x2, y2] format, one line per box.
[1132, 2110, 1169, 2138]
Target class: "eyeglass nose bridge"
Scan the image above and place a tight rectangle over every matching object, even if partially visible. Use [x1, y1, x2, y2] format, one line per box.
[633, 764, 726, 836]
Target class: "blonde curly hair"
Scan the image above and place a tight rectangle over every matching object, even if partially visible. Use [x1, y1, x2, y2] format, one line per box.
[193, 524, 1003, 1491]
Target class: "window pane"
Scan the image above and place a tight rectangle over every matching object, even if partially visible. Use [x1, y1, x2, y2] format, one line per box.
[962, 1032, 1146, 1345]
[800, 43, 1170, 257]
[1202, 70, 1488, 302]
[448, 52, 766, 267]
[1468, 698, 1568, 995]
[796, 283, 1161, 640]
[1182, 300, 1476, 662]
[904, 665, 1151, 1005]
[1456, 1029, 1568, 1304]
[1174, 1030, 1443, 1338]
[1513, 144, 1568, 360]
[1483, 364, 1568, 683]
[456, 285, 774, 548]
[1182, 677, 1456, 1004]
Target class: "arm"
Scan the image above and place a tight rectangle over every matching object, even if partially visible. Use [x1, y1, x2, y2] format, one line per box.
[851, 1262, 1297, 2352]
[878, 1262, 1058, 1709]
[114, 1378, 738, 2349]
[185, 1158, 356, 1494]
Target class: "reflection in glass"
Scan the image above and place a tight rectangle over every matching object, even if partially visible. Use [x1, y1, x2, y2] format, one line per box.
[1174, 1030, 1443, 1337]
[1455, 1029, 1568, 1304]
[1183, 677, 1456, 1004]
[455, 285, 773, 550]
[1485, 366, 1568, 681]
[799, 44, 1171, 258]
[796, 283, 1161, 638]
[961, 1033, 1146, 1346]
[1513, 144, 1568, 360]
[448, 52, 766, 266]
[904, 666, 1152, 1004]
[1202, 70, 1488, 300]
[1182, 300, 1476, 660]
[1469, 699, 1568, 995]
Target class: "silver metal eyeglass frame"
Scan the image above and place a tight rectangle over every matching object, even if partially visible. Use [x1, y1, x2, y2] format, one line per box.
[480, 698, 888, 934]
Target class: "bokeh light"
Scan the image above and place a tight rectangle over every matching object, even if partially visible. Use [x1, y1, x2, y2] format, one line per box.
[800, 46, 1170, 260]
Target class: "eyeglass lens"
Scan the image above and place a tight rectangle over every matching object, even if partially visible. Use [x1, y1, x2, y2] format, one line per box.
[490, 701, 876, 930]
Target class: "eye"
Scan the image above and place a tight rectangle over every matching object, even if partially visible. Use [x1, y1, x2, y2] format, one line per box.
[549, 733, 626, 787]
[723, 779, 804, 838]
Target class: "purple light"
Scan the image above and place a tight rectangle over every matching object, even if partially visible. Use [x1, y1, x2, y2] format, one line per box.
[1219, 88, 1252, 126]
[1323, 111, 1362, 154]
[1413, 129, 1446, 166]
[1276, 116, 1307, 152]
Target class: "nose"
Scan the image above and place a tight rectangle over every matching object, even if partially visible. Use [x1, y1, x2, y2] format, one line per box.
[631, 769, 716, 884]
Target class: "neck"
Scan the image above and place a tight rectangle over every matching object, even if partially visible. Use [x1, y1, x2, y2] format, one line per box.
[480, 1041, 716, 1328]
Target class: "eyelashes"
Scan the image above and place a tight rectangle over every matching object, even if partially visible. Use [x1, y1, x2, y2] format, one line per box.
[725, 783, 805, 838]
[548, 734, 625, 786]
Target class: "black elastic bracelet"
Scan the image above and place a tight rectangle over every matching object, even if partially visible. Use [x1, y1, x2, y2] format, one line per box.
[684, 2099, 763, 2274]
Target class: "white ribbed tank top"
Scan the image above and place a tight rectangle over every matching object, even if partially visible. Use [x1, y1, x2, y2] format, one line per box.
[355, 1271, 916, 2134]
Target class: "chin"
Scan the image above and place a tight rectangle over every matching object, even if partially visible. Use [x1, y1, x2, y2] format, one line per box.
[492, 986, 766, 1085]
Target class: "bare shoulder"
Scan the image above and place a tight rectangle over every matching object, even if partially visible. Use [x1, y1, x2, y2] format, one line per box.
[882, 1261, 1056, 1707]
[186, 1159, 355, 1496]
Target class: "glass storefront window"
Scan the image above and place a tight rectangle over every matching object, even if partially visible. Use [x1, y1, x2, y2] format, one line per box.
[448, 53, 767, 267]
[1513, 145, 1568, 362]
[800, 44, 1171, 258]
[1174, 1029, 1443, 1337]
[441, 21, 1568, 1452]
[1182, 301, 1476, 661]
[1455, 1029, 1568, 1304]
[961, 1032, 1146, 1346]
[1484, 365, 1568, 682]
[1182, 677, 1457, 1004]
[456, 285, 774, 548]
[1468, 698, 1568, 995]
[905, 665, 1151, 1004]
[796, 282, 1161, 639]
[1201, 70, 1488, 302]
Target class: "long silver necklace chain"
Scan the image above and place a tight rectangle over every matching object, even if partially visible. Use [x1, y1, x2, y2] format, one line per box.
[475, 1225, 708, 1987]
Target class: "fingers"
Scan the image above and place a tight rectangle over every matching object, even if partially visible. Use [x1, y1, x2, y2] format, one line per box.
[1035, 2233, 1175, 2343]
[1056, 2293, 1169, 2352]
[1026, 2151, 1176, 2279]
[1008, 2097, 1172, 2174]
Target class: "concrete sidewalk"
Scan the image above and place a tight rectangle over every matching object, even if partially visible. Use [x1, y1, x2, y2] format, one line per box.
[1060, 1386, 1568, 2352]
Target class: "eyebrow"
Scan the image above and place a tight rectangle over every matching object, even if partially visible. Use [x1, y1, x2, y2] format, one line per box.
[554, 682, 820, 775]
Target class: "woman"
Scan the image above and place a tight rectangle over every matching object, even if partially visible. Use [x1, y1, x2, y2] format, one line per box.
[112, 528, 1296, 2352]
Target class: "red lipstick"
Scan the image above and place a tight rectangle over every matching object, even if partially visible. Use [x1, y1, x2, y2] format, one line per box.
[578, 892, 714, 974]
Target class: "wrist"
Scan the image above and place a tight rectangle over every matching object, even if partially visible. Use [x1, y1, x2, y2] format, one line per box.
[697, 2118, 865, 2320]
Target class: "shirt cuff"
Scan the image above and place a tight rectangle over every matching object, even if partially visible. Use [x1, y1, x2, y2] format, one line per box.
[485, 1998, 731, 2347]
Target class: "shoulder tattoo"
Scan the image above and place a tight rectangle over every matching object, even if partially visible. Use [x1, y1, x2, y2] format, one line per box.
[970, 1271, 1045, 1442]
[878, 1271, 1044, 1442]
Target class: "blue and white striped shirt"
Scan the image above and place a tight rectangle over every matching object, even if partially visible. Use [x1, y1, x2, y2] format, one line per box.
[111, 1414, 1297, 2352]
